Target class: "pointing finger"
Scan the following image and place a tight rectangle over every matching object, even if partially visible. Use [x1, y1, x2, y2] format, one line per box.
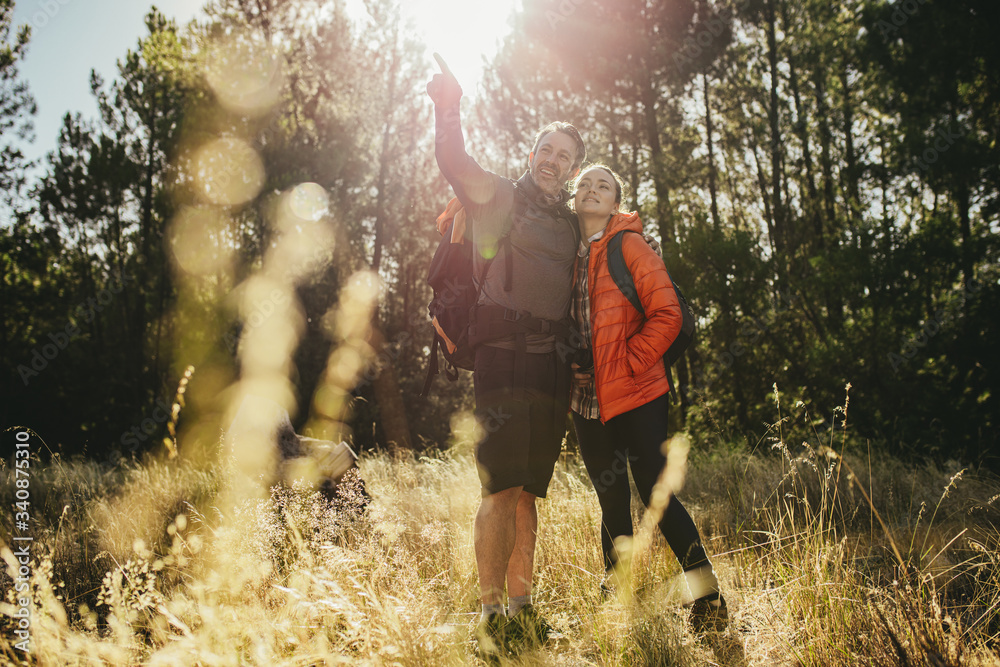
[433, 52, 454, 77]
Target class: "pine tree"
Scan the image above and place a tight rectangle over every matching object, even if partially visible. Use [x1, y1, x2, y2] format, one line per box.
[0, 0, 36, 207]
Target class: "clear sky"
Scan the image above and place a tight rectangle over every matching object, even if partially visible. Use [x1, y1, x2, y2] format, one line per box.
[11, 0, 206, 168]
[10, 0, 520, 173]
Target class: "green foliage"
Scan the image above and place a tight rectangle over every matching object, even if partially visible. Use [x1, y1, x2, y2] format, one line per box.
[0, 0, 35, 204]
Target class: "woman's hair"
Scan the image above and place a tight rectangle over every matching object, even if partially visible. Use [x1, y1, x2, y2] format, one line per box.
[571, 163, 627, 206]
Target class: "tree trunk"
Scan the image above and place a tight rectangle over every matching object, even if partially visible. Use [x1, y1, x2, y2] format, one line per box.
[956, 180, 973, 295]
[629, 110, 643, 214]
[783, 22, 844, 332]
[639, 66, 676, 246]
[839, 61, 861, 230]
[765, 0, 786, 267]
[751, 140, 777, 259]
[370, 317, 413, 452]
[371, 35, 398, 273]
[134, 104, 159, 405]
[703, 71, 721, 231]
[783, 6, 818, 261]
[0, 248, 7, 371]
[814, 64, 837, 228]
[366, 31, 413, 452]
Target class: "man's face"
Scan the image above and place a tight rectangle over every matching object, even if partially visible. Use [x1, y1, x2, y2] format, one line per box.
[528, 131, 579, 196]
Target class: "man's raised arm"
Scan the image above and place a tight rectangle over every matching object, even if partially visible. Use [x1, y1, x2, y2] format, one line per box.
[427, 53, 497, 217]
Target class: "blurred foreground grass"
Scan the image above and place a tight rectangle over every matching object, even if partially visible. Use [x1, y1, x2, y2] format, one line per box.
[1, 437, 998, 666]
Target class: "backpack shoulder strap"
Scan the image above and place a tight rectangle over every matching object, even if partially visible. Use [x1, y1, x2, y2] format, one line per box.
[607, 230, 645, 317]
[503, 182, 525, 292]
[493, 182, 577, 294]
[558, 201, 581, 247]
[470, 180, 517, 295]
[493, 181, 530, 293]
[511, 180, 529, 219]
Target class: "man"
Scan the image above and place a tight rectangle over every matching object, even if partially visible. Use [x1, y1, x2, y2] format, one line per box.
[427, 54, 584, 656]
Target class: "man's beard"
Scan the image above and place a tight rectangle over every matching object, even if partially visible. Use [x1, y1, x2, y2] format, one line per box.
[531, 162, 564, 196]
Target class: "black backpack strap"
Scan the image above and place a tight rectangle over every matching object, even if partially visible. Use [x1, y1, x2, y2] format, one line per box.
[420, 334, 462, 398]
[502, 236, 513, 292]
[560, 204, 581, 247]
[665, 363, 676, 403]
[608, 230, 683, 403]
[420, 336, 441, 397]
[494, 183, 576, 295]
[468, 307, 579, 348]
[475, 182, 523, 296]
[608, 231, 645, 316]
[502, 183, 531, 293]
[475, 238, 503, 296]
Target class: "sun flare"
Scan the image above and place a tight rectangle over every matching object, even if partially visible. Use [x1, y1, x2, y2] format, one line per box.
[354, 0, 522, 94]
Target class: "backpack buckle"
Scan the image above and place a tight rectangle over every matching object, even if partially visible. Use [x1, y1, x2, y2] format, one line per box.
[503, 309, 520, 322]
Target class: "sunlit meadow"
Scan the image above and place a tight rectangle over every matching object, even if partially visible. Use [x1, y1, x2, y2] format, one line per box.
[2, 408, 999, 665]
[2, 22, 999, 667]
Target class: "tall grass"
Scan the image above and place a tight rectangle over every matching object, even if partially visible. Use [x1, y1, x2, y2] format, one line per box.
[1, 417, 998, 665]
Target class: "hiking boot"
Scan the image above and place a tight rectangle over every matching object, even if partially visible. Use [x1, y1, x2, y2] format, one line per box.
[473, 613, 507, 662]
[507, 604, 559, 649]
[688, 594, 729, 635]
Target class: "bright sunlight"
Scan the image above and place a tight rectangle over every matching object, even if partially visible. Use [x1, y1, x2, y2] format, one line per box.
[372, 0, 521, 93]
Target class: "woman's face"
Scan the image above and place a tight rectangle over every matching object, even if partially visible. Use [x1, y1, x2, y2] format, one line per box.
[574, 168, 619, 219]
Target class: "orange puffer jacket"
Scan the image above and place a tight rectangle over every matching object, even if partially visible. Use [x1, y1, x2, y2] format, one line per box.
[587, 212, 682, 422]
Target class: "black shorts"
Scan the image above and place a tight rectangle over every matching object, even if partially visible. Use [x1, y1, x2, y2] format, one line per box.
[473, 345, 570, 498]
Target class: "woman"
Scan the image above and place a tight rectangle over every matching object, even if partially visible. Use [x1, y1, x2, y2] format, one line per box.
[569, 165, 727, 633]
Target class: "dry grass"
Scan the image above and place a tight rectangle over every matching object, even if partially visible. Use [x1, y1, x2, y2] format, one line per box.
[0, 422, 998, 666]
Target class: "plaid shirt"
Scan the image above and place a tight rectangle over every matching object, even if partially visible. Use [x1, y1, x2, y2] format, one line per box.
[570, 230, 605, 420]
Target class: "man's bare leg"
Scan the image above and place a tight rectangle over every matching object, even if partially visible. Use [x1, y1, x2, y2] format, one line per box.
[506, 491, 537, 599]
[505, 491, 553, 646]
[475, 485, 523, 606]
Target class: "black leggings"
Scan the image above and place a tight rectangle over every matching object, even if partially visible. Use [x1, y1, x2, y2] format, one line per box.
[572, 393, 710, 573]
